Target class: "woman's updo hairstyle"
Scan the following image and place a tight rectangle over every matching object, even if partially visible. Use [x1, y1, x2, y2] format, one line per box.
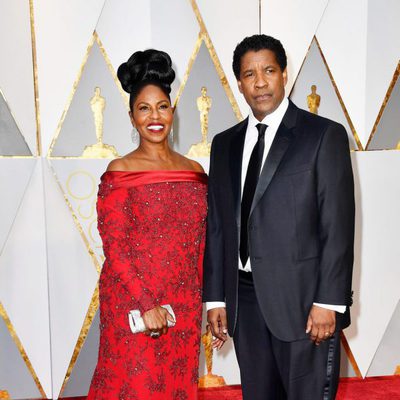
[117, 49, 175, 109]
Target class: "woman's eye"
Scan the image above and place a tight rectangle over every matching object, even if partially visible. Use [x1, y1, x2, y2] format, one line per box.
[160, 104, 168, 109]
[139, 106, 149, 111]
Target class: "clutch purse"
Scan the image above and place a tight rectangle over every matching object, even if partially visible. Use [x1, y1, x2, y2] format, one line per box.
[128, 304, 176, 334]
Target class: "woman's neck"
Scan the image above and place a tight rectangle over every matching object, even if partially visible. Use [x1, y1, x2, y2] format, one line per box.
[136, 140, 174, 162]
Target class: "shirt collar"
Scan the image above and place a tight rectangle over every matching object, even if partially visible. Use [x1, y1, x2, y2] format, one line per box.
[248, 97, 289, 130]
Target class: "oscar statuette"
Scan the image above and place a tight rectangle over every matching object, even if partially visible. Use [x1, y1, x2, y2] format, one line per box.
[187, 87, 212, 158]
[307, 84, 321, 115]
[198, 325, 226, 388]
[82, 87, 119, 158]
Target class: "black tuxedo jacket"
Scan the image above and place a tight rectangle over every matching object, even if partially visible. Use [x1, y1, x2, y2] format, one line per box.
[203, 100, 355, 342]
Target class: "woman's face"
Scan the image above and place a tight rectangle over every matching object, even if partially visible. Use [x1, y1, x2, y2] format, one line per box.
[130, 84, 173, 145]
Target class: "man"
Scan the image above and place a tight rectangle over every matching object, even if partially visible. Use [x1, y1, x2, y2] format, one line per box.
[203, 35, 354, 400]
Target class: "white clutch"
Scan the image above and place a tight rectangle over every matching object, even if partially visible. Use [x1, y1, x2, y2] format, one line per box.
[128, 304, 176, 334]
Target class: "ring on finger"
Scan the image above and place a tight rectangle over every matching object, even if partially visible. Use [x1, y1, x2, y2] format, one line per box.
[150, 331, 160, 339]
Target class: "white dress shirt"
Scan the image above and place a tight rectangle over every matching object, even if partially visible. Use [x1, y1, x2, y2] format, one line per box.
[206, 98, 345, 314]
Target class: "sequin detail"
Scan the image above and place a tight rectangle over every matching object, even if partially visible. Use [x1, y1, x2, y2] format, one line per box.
[87, 175, 207, 400]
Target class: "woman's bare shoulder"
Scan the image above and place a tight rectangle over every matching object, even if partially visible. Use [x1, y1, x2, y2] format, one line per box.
[106, 158, 128, 172]
[188, 159, 205, 173]
[106, 152, 141, 172]
[173, 152, 205, 173]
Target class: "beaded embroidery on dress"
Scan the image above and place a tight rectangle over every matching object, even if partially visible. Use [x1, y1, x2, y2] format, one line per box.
[87, 170, 208, 400]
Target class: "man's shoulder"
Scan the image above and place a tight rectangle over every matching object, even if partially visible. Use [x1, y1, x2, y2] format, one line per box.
[213, 118, 248, 143]
[291, 105, 350, 151]
[295, 104, 344, 133]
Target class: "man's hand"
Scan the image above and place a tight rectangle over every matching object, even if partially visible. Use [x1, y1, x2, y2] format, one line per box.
[207, 307, 228, 349]
[142, 306, 175, 337]
[306, 305, 336, 345]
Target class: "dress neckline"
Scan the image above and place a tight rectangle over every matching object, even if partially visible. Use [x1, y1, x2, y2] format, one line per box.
[100, 169, 207, 189]
[103, 170, 206, 175]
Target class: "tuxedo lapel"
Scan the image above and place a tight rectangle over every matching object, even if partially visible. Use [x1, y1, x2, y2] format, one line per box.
[229, 118, 248, 233]
[250, 102, 297, 216]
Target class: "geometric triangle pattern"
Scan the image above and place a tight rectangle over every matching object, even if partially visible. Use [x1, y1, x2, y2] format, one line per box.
[49, 158, 110, 269]
[0, 89, 32, 156]
[340, 341, 359, 378]
[35, 0, 106, 153]
[261, 0, 330, 93]
[290, 37, 361, 150]
[95, 0, 151, 81]
[42, 159, 99, 398]
[150, 0, 201, 102]
[315, 0, 368, 146]
[364, 3, 400, 145]
[315, 1, 400, 148]
[346, 151, 400, 377]
[0, 304, 43, 400]
[61, 310, 100, 397]
[173, 39, 238, 156]
[367, 299, 400, 377]
[3, 1, 400, 398]
[0, 159, 50, 397]
[340, 333, 362, 378]
[0, 158, 36, 257]
[56, 287, 99, 399]
[0, 0, 37, 156]
[366, 64, 400, 150]
[49, 33, 132, 158]
[194, 0, 259, 117]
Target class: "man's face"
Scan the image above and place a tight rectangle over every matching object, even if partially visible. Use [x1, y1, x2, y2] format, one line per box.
[237, 49, 287, 121]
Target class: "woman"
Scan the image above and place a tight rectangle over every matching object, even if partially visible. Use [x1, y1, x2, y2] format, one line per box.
[87, 49, 207, 400]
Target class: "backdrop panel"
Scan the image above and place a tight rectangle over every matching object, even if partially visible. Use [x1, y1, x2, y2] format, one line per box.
[0, 1, 399, 398]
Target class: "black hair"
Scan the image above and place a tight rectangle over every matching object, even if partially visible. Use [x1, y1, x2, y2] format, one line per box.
[117, 49, 175, 109]
[232, 34, 287, 79]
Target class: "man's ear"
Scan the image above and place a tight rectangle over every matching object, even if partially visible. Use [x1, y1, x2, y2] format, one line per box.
[237, 80, 243, 94]
[283, 68, 288, 86]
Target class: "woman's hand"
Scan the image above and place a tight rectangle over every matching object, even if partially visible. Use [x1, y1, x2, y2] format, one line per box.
[142, 306, 175, 338]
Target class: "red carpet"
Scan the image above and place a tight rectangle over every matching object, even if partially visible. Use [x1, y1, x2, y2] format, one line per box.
[62, 376, 400, 399]
[337, 376, 400, 399]
[197, 378, 400, 399]
[198, 385, 242, 399]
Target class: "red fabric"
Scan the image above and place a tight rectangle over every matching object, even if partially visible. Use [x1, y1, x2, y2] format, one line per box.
[337, 376, 400, 399]
[64, 376, 400, 400]
[87, 170, 208, 400]
[198, 385, 243, 400]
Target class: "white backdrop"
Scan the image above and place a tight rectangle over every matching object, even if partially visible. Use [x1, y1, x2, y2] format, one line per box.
[0, 1, 399, 399]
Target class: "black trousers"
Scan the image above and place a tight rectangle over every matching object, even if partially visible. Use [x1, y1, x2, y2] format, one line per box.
[233, 271, 341, 400]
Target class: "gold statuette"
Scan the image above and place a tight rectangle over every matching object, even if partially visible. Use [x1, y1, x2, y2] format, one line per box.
[396, 141, 400, 150]
[307, 84, 321, 115]
[82, 87, 119, 158]
[0, 390, 10, 399]
[395, 365, 400, 374]
[198, 325, 226, 388]
[187, 87, 212, 158]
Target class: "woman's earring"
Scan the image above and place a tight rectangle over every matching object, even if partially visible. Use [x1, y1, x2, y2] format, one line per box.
[131, 127, 139, 147]
[169, 128, 174, 145]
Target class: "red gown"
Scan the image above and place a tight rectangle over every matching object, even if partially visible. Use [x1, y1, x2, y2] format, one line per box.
[87, 170, 208, 400]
